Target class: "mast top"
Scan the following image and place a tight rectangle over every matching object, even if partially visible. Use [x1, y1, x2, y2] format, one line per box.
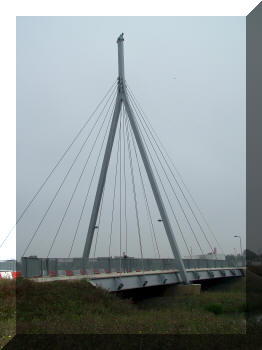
[117, 33, 124, 43]
[117, 33, 125, 84]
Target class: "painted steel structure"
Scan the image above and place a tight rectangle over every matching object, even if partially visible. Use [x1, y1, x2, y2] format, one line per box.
[86, 268, 244, 292]
[82, 34, 189, 284]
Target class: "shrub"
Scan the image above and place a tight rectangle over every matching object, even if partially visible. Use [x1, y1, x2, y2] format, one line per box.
[205, 303, 224, 315]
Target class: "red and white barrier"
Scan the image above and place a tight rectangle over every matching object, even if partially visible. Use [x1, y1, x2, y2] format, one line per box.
[0, 271, 21, 279]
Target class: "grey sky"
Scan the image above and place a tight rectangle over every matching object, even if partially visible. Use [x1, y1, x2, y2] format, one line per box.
[16, 16, 245, 259]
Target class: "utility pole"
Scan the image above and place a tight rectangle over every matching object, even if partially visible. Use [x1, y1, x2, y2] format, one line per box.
[82, 33, 189, 284]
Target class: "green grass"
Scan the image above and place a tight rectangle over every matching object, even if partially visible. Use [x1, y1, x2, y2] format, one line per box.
[248, 264, 262, 277]
[247, 267, 262, 312]
[0, 276, 248, 348]
[0, 279, 16, 349]
[246, 266, 262, 334]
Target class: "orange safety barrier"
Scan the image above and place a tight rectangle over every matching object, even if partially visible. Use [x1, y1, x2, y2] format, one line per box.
[65, 270, 74, 276]
[12, 271, 22, 278]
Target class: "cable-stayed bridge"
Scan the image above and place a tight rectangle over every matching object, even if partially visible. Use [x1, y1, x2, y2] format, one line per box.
[0, 34, 244, 291]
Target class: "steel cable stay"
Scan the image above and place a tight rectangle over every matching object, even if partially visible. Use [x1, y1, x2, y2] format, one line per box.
[128, 106, 193, 260]
[0, 81, 117, 251]
[124, 109, 159, 258]
[144, 142, 193, 259]
[68, 98, 117, 258]
[126, 92, 196, 257]
[129, 117, 196, 267]
[90, 187, 105, 275]
[108, 120, 121, 258]
[119, 109, 122, 273]
[46, 92, 117, 258]
[125, 113, 145, 271]
[126, 84, 224, 256]
[22, 88, 117, 257]
[134, 107, 214, 258]
[92, 187, 106, 260]
[137, 118, 214, 256]
[126, 93, 205, 257]
[122, 105, 128, 256]
[126, 87, 217, 255]
[126, 113, 161, 259]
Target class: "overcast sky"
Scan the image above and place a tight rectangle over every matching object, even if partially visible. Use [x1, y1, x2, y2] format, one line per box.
[14, 16, 245, 260]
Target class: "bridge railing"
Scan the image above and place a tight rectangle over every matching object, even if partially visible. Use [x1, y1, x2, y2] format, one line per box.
[0, 260, 17, 272]
[15, 256, 244, 278]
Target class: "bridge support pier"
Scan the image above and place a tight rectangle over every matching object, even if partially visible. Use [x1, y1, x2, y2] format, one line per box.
[162, 283, 201, 297]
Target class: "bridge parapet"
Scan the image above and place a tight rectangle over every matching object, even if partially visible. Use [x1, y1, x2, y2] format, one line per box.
[0, 257, 243, 278]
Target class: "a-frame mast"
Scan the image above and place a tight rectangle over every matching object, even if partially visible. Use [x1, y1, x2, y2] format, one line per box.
[82, 33, 189, 284]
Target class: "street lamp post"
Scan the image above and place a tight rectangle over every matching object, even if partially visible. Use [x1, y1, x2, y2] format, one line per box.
[234, 235, 243, 266]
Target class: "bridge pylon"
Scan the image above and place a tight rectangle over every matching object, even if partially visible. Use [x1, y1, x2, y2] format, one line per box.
[82, 33, 189, 284]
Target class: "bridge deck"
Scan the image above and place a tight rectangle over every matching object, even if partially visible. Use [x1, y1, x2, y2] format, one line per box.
[0, 257, 244, 292]
[30, 266, 245, 292]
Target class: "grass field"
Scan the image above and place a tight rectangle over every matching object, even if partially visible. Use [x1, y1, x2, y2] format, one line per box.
[0, 280, 16, 349]
[246, 264, 262, 335]
[0, 275, 248, 349]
